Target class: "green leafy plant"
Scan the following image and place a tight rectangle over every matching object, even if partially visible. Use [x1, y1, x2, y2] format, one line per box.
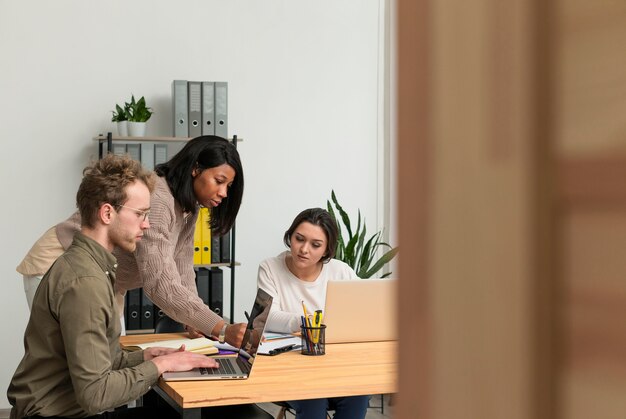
[110, 103, 128, 122]
[126, 95, 154, 122]
[327, 190, 399, 278]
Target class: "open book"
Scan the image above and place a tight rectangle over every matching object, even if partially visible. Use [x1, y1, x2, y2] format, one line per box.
[123, 336, 218, 355]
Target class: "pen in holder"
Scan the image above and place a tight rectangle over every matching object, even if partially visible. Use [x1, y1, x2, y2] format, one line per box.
[300, 324, 326, 356]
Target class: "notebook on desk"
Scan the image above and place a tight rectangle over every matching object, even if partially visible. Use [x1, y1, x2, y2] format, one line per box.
[324, 278, 397, 343]
[162, 287, 272, 381]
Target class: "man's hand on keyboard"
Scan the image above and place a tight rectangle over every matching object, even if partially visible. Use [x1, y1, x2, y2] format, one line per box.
[150, 350, 219, 375]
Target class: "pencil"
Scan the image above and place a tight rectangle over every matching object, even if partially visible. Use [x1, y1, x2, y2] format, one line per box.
[301, 301, 314, 345]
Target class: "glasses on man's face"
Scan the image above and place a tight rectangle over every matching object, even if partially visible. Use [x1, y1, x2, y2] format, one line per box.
[117, 205, 150, 221]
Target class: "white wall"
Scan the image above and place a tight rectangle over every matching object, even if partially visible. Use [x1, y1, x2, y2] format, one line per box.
[0, 0, 389, 408]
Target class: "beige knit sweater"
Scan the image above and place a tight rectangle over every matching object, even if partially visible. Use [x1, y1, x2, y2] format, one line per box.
[23, 176, 223, 336]
[114, 176, 222, 336]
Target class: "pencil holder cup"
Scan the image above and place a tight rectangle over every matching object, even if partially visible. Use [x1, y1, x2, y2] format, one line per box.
[300, 324, 326, 356]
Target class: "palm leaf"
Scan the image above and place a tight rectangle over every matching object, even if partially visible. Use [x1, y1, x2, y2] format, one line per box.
[363, 247, 400, 278]
[358, 230, 379, 274]
[355, 222, 367, 273]
[331, 190, 352, 238]
[327, 191, 399, 278]
[327, 201, 345, 260]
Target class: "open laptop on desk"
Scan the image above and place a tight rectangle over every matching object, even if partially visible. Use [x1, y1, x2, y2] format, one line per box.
[162, 287, 272, 381]
[324, 278, 397, 343]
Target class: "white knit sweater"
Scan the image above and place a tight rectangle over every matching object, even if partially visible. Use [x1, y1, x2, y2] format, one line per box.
[257, 251, 358, 333]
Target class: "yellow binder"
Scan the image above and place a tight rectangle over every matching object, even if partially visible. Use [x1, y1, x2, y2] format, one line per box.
[200, 207, 212, 265]
[193, 209, 202, 265]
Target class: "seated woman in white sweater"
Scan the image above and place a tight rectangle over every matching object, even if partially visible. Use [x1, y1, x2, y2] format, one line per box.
[257, 208, 369, 419]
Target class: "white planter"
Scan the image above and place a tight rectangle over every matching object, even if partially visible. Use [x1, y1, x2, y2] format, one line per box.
[128, 121, 147, 137]
[117, 121, 128, 136]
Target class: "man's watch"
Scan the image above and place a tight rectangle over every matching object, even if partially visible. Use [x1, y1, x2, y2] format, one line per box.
[218, 323, 228, 344]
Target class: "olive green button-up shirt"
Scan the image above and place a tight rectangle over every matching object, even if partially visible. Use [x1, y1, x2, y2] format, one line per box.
[8, 233, 159, 419]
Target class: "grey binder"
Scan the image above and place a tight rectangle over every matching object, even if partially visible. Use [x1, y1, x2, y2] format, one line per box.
[172, 80, 188, 137]
[215, 82, 228, 138]
[154, 144, 168, 165]
[126, 143, 141, 161]
[140, 143, 155, 170]
[201, 81, 215, 136]
[188, 81, 202, 138]
[112, 143, 127, 156]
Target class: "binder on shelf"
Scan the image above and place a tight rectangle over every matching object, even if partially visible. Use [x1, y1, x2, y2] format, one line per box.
[140, 143, 155, 170]
[220, 230, 231, 263]
[215, 82, 228, 138]
[153, 305, 166, 326]
[112, 143, 127, 156]
[126, 143, 141, 162]
[127, 288, 141, 330]
[193, 210, 203, 265]
[209, 268, 223, 316]
[196, 268, 210, 306]
[172, 80, 188, 137]
[124, 292, 129, 327]
[200, 207, 211, 264]
[154, 144, 168, 165]
[201, 81, 215, 136]
[211, 235, 220, 264]
[188, 81, 202, 138]
[140, 290, 154, 330]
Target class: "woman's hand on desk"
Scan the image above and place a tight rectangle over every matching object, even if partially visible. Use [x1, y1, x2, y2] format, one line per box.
[150, 350, 219, 375]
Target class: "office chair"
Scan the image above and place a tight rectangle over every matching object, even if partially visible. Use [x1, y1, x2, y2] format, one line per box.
[275, 395, 387, 418]
[154, 315, 186, 333]
[273, 401, 332, 419]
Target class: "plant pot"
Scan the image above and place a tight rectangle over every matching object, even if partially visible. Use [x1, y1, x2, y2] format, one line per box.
[128, 121, 147, 137]
[117, 121, 129, 136]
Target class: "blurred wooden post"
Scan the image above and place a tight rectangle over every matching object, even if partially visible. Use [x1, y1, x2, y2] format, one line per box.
[396, 0, 555, 418]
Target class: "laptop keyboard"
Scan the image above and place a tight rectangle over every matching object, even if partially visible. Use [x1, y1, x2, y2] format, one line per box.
[199, 358, 237, 375]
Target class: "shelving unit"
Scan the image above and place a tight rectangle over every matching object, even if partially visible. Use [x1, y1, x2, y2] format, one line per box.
[94, 132, 241, 324]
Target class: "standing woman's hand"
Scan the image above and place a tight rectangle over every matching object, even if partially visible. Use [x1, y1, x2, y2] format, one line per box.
[184, 325, 204, 339]
[225, 323, 247, 347]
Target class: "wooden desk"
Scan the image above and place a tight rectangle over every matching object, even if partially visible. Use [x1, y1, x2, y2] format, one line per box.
[120, 333, 397, 419]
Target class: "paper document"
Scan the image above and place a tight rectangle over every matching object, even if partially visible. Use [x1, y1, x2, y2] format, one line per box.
[258, 336, 301, 355]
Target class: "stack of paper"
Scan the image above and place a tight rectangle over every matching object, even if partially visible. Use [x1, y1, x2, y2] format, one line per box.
[123, 337, 218, 355]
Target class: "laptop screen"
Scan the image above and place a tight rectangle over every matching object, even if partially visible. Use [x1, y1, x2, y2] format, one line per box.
[237, 287, 272, 364]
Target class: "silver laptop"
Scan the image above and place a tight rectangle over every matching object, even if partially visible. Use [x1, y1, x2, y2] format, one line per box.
[324, 278, 397, 343]
[162, 288, 272, 381]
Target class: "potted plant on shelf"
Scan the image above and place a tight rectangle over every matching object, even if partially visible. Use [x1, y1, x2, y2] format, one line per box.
[111, 103, 129, 136]
[327, 190, 399, 278]
[126, 95, 154, 137]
